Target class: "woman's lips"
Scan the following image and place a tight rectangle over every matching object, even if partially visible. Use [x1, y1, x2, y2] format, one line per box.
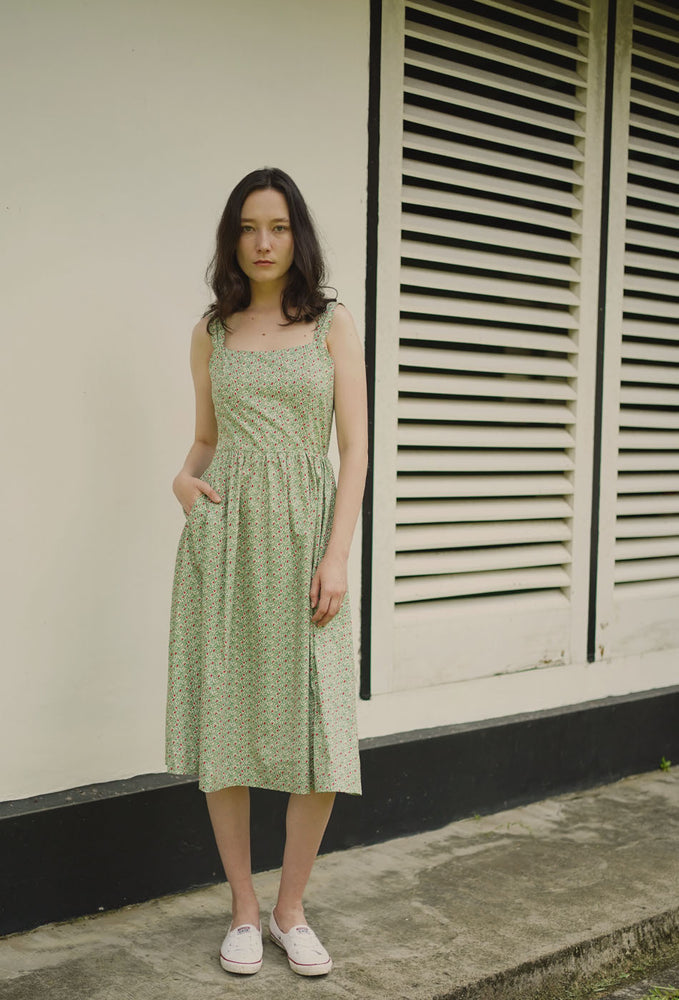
[254, 260, 274, 266]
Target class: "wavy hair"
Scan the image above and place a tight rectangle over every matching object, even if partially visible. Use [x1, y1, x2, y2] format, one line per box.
[203, 167, 333, 329]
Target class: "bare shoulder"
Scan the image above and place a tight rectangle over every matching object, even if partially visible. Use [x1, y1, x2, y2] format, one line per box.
[187, 315, 217, 380]
[326, 302, 363, 356]
[190, 314, 215, 353]
[329, 301, 355, 331]
[193, 313, 213, 339]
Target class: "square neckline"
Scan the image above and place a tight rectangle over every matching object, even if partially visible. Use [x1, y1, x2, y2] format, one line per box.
[218, 309, 324, 356]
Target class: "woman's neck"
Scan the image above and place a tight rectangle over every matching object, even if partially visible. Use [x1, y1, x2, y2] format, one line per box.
[248, 277, 287, 314]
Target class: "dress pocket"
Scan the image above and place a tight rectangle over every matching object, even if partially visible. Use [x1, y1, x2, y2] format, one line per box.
[184, 491, 207, 525]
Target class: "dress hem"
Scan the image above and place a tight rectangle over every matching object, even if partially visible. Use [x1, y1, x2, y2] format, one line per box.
[165, 764, 362, 797]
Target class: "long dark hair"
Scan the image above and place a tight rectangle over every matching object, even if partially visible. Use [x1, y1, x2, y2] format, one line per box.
[204, 167, 333, 329]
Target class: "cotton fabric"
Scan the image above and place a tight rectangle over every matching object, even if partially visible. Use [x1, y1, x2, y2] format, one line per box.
[165, 301, 362, 795]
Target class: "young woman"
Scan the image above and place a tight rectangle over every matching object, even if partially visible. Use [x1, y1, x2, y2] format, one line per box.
[165, 168, 368, 978]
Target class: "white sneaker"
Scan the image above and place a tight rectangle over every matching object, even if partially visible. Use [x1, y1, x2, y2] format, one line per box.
[269, 910, 333, 976]
[219, 923, 263, 975]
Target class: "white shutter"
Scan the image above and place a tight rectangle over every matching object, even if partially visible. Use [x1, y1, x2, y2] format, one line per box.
[371, 0, 607, 693]
[596, 0, 679, 658]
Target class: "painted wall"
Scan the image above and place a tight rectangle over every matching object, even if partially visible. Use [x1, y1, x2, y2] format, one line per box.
[1, 0, 370, 800]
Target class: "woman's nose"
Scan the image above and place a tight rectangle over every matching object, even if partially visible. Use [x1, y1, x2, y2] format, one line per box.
[256, 229, 272, 251]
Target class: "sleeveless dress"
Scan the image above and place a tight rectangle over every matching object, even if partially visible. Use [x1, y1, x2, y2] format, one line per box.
[165, 300, 362, 796]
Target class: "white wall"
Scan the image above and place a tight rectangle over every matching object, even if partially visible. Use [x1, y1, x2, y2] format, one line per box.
[1, 0, 370, 800]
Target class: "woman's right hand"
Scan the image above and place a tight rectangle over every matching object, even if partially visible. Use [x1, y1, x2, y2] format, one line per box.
[173, 472, 222, 517]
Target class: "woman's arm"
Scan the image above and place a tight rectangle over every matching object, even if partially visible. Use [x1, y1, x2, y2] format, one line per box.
[172, 316, 223, 515]
[310, 303, 369, 626]
[325, 304, 369, 559]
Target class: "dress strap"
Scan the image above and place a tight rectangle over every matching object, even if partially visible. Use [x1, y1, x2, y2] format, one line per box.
[206, 313, 223, 350]
[314, 300, 339, 345]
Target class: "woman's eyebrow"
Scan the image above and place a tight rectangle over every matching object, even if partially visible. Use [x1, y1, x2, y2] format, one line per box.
[240, 216, 290, 223]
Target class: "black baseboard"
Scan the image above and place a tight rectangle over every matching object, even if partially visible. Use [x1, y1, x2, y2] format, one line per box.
[2, 686, 678, 937]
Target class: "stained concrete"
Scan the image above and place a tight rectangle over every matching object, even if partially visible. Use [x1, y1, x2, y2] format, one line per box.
[0, 769, 678, 1000]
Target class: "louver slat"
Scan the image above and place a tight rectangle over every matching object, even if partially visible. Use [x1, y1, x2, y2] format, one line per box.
[402, 238, 579, 280]
[622, 342, 679, 363]
[406, 2, 588, 59]
[629, 111, 679, 138]
[396, 519, 571, 550]
[618, 473, 679, 492]
[397, 496, 572, 523]
[400, 371, 576, 400]
[621, 318, 679, 340]
[620, 384, 679, 406]
[622, 364, 679, 385]
[404, 80, 585, 137]
[618, 430, 679, 449]
[402, 184, 583, 232]
[619, 411, 679, 429]
[617, 537, 679, 560]
[616, 453, 679, 472]
[401, 264, 580, 304]
[399, 396, 574, 424]
[616, 515, 679, 537]
[400, 292, 578, 329]
[403, 158, 582, 209]
[396, 542, 571, 576]
[403, 211, 578, 257]
[404, 54, 586, 112]
[622, 294, 679, 319]
[627, 181, 679, 209]
[399, 346, 577, 377]
[623, 271, 679, 295]
[403, 104, 582, 162]
[615, 557, 679, 584]
[395, 565, 571, 603]
[618, 494, 679, 515]
[399, 318, 578, 353]
[397, 473, 574, 497]
[633, 43, 679, 70]
[398, 425, 575, 448]
[397, 449, 575, 473]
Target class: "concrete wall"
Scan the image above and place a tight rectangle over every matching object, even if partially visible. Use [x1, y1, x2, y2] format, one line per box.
[1, 0, 370, 800]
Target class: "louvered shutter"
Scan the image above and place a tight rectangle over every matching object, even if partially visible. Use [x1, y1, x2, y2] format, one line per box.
[596, 0, 679, 658]
[371, 0, 607, 693]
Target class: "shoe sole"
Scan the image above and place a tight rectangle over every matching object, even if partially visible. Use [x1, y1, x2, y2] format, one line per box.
[269, 931, 333, 976]
[219, 954, 262, 975]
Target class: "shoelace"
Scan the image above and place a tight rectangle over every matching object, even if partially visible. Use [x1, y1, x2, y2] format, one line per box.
[287, 927, 326, 956]
[224, 927, 261, 955]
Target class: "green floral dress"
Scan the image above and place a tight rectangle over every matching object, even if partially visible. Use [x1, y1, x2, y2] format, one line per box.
[166, 300, 362, 796]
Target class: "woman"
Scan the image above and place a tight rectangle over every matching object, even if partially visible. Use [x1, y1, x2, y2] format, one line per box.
[165, 167, 368, 978]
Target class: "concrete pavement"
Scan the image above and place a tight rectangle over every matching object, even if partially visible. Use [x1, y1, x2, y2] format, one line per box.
[0, 768, 678, 999]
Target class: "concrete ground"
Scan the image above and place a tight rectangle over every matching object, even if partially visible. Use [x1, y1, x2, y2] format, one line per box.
[1, 769, 678, 1000]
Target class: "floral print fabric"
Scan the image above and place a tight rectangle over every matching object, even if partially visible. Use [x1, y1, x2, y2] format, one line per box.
[165, 301, 362, 795]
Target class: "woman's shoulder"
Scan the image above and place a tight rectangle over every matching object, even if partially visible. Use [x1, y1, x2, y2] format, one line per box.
[188, 314, 221, 365]
[326, 300, 355, 333]
[325, 300, 362, 355]
[193, 312, 222, 340]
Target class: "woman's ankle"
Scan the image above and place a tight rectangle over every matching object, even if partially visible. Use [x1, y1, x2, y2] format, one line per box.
[231, 895, 260, 929]
[273, 902, 306, 933]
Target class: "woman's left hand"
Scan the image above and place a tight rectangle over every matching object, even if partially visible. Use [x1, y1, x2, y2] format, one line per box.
[310, 552, 348, 627]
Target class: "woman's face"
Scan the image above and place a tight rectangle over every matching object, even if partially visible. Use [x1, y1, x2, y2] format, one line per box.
[236, 187, 295, 287]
